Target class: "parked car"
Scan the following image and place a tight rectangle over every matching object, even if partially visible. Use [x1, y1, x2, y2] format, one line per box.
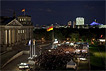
[18, 63, 30, 69]
[77, 57, 87, 61]
[74, 49, 81, 54]
[79, 58, 87, 61]
[66, 60, 77, 69]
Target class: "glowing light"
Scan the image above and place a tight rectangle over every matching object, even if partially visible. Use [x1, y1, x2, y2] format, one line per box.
[92, 39, 95, 41]
[100, 35, 103, 38]
[48, 50, 51, 52]
[99, 39, 105, 42]
[70, 43, 74, 46]
[90, 22, 103, 26]
[66, 51, 69, 54]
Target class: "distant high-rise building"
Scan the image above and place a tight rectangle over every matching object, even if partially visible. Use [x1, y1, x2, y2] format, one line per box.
[76, 17, 84, 25]
[68, 21, 72, 26]
[67, 21, 72, 28]
[73, 21, 76, 28]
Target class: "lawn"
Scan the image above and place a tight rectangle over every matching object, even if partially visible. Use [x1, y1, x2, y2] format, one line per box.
[93, 52, 106, 58]
[89, 45, 105, 70]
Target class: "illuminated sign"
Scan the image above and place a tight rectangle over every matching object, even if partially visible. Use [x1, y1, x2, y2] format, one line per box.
[99, 39, 105, 42]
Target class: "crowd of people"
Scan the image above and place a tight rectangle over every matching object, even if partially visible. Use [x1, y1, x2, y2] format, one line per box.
[34, 45, 76, 70]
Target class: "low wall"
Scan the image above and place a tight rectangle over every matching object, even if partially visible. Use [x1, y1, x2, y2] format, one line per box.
[2, 51, 29, 68]
[1, 43, 50, 68]
[39, 43, 51, 47]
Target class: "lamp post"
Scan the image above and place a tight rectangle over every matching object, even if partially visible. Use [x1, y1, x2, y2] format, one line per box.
[33, 39, 36, 57]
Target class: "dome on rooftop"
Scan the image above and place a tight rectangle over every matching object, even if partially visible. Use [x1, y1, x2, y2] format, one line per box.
[90, 22, 103, 26]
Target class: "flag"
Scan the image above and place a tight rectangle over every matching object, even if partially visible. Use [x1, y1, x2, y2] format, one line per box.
[47, 26, 53, 31]
[28, 40, 31, 46]
[22, 9, 25, 12]
[33, 39, 36, 45]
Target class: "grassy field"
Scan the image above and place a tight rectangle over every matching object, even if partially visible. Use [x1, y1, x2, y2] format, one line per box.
[89, 45, 106, 70]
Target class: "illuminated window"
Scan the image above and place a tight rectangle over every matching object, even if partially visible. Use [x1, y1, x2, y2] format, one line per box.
[20, 19, 21, 21]
[18, 30, 20, 33]
[23, 30, 24, 33]
[22, 19, 23, 21]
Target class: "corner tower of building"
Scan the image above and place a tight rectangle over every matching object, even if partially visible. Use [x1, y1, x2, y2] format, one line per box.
[17, 15, 32, 26]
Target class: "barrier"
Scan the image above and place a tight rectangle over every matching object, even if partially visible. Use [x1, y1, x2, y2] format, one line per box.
[1, 43, 50, 68]
[2, 51, 29, 68]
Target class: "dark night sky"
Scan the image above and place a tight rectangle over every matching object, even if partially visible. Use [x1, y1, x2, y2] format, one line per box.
[1, 0, 105, 26]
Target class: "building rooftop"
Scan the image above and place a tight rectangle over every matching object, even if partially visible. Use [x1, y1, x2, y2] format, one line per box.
[90, 22, 103, 26]
[18, 15, 31, 17]
[0, 16, 15, 25]
[0, 16, 33, 26]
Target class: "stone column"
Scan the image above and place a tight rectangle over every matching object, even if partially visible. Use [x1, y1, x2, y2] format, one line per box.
[11, 29, 13, 45]
[5, 29, 8, 45]
[15, 29, 17, 43]
[12, 29, 13, 44]
[9, 29, 12, 46]
[10, 29, 13, 45]
[7, 29, 9, 46]
[14, 29, 16, 44]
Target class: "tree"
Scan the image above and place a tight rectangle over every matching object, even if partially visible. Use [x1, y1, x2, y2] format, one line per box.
[54, 30, 65, 41]
[70, 32, 80, 42]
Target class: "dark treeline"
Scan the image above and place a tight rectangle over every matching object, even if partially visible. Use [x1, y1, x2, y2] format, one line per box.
[33, 28, 105, 42]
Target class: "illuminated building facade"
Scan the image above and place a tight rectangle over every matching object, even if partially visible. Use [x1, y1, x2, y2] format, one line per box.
[0, 16, 34, 52]
[76, 17, 84, 25]
[17, 15, 32, 25]
[76, 17, 84, 28]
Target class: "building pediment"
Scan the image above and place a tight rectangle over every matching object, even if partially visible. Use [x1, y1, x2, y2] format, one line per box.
[6, 19, 23, 26]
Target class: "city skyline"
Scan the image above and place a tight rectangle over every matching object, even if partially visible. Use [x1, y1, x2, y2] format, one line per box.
[1, 1, 105, 26]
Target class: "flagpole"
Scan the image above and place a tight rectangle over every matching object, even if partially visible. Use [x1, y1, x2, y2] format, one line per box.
[32, 40, 33, 58]
[30, 42, 31, 58]
[52, 24, 54, 49]
[34, 40, 36, 55]
[24, 11, 25, 16]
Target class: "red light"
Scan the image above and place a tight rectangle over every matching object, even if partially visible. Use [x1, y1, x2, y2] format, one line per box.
[100, 35, 103, 38]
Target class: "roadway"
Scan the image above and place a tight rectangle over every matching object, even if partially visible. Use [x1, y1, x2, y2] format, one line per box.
[1, 43, 90, 71]
[1, 43, 52, 71]
[2, 54, 29, 71]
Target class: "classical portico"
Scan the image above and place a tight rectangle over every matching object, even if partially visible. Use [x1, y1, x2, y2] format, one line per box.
[0, 17, 34, 52]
